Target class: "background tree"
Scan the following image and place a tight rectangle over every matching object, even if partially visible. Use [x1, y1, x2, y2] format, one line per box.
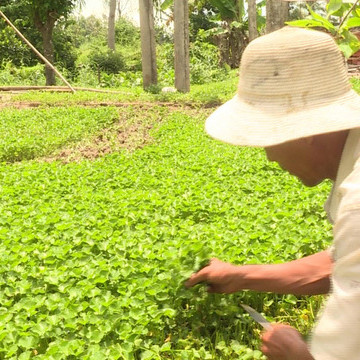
[117, 0, 132, 18]
[0, 0, 84, 85]
[139, 0, 158, 88]
[108, 0, 117, 50]
[30, 0, 85, 85]
[174, 0, 190, 92]
[160, 0, 265, 68]
[248, 0, 257, 41]
[266, 0, 288, 33]
[207, 0, 249, 68]
[0, 0, 40, 67]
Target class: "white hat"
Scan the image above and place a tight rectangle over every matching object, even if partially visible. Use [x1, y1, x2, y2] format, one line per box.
[205, 26, 360, 147]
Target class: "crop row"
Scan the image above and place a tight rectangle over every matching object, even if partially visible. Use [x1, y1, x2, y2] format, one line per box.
[0, 105, 332, 359]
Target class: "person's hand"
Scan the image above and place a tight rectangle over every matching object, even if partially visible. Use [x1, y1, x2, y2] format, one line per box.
[185, 258, 242, 293]
[261, 324, 314, 360]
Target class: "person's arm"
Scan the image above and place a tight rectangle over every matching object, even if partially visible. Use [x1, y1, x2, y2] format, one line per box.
[185, 250, 332, 295]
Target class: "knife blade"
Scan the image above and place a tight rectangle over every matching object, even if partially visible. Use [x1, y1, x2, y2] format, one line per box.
[241, 304, 272, 330]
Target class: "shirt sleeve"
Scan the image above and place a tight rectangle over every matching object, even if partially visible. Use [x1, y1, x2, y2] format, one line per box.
[310, 201, 360, 358]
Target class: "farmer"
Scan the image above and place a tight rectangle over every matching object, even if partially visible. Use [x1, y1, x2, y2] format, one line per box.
[186, 26, 360, 360]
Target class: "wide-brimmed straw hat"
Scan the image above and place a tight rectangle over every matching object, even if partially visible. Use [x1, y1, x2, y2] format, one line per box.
[205, 26, 360, 147]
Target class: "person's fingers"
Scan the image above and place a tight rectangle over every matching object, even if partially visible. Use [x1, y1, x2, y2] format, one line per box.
[194, 258, 212, 272]
[185, 268, 210, 287]
[261, 340, 275, 359]
[184, 258, 219, 288]
[260, 344, 269, 355]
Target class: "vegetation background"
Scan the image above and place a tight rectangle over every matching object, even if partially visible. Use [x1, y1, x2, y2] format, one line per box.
[1, 0, 360, 90]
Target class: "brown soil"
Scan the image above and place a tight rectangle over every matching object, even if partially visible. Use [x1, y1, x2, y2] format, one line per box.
[36, 104, 211, 164]
[0, 100, 197, 110]
[0, 95, 212, 163]
[39, 106, 159, 163]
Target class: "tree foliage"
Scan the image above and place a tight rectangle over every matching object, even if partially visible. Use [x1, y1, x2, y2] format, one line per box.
[0, 0, 83, 84]
[287, 0, 360, 58]
[0, 0, 40, 66]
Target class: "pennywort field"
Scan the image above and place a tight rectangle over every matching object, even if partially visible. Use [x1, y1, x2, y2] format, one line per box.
[0, 80, 337, 359]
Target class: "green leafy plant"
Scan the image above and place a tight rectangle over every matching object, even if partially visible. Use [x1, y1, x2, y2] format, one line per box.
[0, 86, 335, 358]
[189, 29, 230, 84]
[0, 107, 119, 162]
[287, 0, 360, 58]
[0, 61, 45, 85]
[89, 48, 126, 74]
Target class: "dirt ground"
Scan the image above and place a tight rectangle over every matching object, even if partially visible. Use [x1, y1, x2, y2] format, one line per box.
[0, 94, 211, 163]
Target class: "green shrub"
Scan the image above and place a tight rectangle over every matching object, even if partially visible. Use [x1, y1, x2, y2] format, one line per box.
[157, 32, 229, 86]
[0, 62, 45, 85]
[89, 48, 126, 74]
[157, 42, 176, 86]
[120, 45, 142, 72]
[98, 71, 142, 88]
[0, 27, 33, 67]
[190, 32, 229, 84]
[73, 64, 99, 87]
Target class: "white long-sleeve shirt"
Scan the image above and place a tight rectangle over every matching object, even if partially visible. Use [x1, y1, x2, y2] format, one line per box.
[310, 128, 360, 359]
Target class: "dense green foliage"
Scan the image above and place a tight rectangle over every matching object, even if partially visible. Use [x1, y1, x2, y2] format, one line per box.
[89, 50, 126, 75]
[0, 0, 83, 61]
[0, 78, 335, 358]
[287, 0, 360, 58]
[0, 107, 119, 162]
[0, 62, 45, 85]
[0, 4, 231, 87]
[1, 0, 359, 88]
[0, 0, 41, 67]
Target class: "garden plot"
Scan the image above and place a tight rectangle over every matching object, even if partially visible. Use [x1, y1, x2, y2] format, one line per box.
[0, 94, 332, 359]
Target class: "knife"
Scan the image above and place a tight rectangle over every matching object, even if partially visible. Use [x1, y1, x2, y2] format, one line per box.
[241, 304, 272, 330]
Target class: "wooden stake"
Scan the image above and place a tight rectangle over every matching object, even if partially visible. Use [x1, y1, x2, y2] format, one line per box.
[0, 10, 76, 93]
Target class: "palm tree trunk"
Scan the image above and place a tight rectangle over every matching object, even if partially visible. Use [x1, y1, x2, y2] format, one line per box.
[139, 0, 157, 88]
[266, 0, 289, 34]
[174, 0, 190, 92]
[108, 0, 116, 50]
[248, 0, 257, 41]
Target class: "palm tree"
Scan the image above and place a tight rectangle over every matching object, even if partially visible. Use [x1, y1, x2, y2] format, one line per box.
[174, 0, 190, 92]
[139, 0, 158, 88]
[108, 0, 117, 50]
[266, 0, 288, 34]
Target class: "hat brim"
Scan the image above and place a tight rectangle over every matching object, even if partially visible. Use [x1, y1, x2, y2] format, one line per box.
[205, 90, 360, 147]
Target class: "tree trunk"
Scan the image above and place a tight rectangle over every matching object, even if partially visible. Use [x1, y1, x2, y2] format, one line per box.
[266, 0, 289, 34]
[174, 0, 190, 92]
[108, 0, 116, 50]
[42, 29, 56, 86]
[229, 26, 247, 68]
[139, 0, 157, 88]
[248, 0, 257, 41]
[34, 10, 57, 86]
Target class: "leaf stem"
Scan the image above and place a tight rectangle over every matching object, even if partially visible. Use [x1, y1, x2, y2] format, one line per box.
[338, 0, 360, 30]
